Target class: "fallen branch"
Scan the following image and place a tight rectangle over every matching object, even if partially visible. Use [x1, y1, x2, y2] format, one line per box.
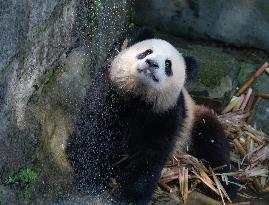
[255, 93, 269, 99]
[159, 182, 173, 193]
[236, 62, 268, 96]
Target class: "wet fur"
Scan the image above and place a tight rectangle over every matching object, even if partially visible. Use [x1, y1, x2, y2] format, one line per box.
[67, 30, 190, 204]
[66, 28, 237, 204]
[67, 67, 187, 204]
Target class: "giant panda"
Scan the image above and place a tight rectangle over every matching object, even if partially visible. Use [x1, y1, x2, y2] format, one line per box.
[66, 28, 237, 204]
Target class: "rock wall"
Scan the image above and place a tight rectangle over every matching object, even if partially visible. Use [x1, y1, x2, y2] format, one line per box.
[135, 0, 269, 52]
[0, 0, 130, 203]
[135, 1, 269, 134]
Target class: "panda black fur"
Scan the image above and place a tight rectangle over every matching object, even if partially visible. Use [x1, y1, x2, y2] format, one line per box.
[174, 90, 238, 199]
[66, 29, 237, 204]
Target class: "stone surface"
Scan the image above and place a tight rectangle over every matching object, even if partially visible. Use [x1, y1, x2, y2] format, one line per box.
[0, 0, 61, 71]
[135, 0, 269, 52]
[0, 0, 130, 204]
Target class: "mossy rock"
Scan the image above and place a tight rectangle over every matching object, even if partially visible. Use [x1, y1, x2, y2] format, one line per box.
[179, 44, 240, 88]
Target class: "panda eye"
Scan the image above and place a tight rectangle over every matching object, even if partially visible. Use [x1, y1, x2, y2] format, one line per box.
[165, 60, 173, 76]
[137, 49, 153, 60]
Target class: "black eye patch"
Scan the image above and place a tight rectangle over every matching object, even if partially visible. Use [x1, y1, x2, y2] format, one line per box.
[137, 49, 153, 60]
[165, 60, 172, 76]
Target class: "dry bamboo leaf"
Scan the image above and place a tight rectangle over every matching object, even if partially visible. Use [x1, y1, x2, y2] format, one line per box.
[243, 125, 269, 140]
[179, 167, 189, 204]
[184, 168, 189, 203]
[159, 182, 173, 193]
[240, 88, 253, 110]
[222, 96, 240, 114]
[192, 169, 219, 195]
[237, 192, 257, 199]
[260, 176, 267, 188]
[239, 136, 246, 145]
[243, 136, 251, 152]
[253, 178, 263, 191]
[210, 167, 232, 204]
[161, 174, 179, 184]
[229, 202, 251, 205]
[262, 186, 269, 192]
[246, 131, 264, 144]
[232, 95, 245, 111]
[234, 139, 247, 157]
[245, 92, 255, 111]
[245, 167, 268, 177]
[250, 145, 269, 163]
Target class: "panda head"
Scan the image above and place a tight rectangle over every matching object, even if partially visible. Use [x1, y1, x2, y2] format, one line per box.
[110, 37, 196, 113]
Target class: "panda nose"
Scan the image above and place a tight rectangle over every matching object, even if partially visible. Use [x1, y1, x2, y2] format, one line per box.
[146, 59, 159, 68]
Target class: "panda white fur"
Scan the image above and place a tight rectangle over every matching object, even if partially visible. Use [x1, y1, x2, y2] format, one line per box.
[67, 28, 237, 204]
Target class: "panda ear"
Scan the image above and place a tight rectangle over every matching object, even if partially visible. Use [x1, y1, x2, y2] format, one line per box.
[184, 56, 198, 82]
[131, 27, 155, 45]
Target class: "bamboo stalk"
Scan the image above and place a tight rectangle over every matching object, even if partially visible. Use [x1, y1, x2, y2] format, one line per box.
[159, 182, 173, 193]
[240, 88, 253, 110]
[253, 178, 263, 192]
[233, 139, 247, 157]
[255, 93, 269, 99]
[232, 94, 245, 111]
[160, 174, 179, 184]
[262, 186, 269, 192]
[222, 96, 240, 114]
[246, 131, 264, 144]
[246, 97, 262, 123]
[245, 92, 255, 111]
[236, 62, 268, 96]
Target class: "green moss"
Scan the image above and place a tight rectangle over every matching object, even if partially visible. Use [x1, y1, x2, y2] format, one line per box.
[47, 65, 64, 86]
[35, 64, 64, 104]
[94, 0, 106, 9]
[237, 62, 258, 84]
[179, 45, 240, 87]
[223, 90, 233, 105]
[51, 4, 63, 18]
[89, 11, 98, 32]
[128, 22, 135, 29]
[5, 168, 38, 185]
[38, 43, 45, 65]
[4, 168, 38, 198]
[37, 74, 46, 85]
[256, 1, 269, 22]
[19, 37, 35, 61]
[37, 22, 48, 34]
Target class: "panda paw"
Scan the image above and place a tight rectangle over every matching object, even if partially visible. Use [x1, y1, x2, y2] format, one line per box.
[222, 176, 239, 200]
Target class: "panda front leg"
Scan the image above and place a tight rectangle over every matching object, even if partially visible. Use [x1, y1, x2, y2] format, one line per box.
[112, 149, 167, 205]
[189, 106, 238, 199]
